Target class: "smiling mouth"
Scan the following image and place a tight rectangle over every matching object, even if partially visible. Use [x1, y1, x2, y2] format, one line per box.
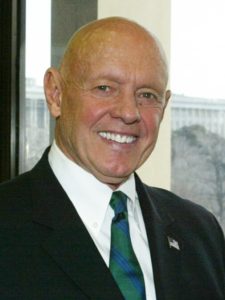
[99, 131, 137, 144]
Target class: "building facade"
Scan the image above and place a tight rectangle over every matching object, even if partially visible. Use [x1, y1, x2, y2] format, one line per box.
[171, 94, 225, 138]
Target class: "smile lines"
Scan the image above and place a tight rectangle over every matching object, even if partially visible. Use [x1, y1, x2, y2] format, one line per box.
[99, 132, 137, 144]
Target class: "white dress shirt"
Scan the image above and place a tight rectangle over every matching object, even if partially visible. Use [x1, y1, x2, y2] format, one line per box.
[48, 141, 156, 300]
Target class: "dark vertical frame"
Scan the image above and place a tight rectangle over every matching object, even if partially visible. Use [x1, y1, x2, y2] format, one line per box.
[0, 0, 18, 181]
[0, 0, 25, 182]
[18, 0, 26, 174]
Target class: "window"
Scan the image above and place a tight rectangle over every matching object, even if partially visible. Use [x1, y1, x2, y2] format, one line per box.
[19, 0, 97, 173]
[20, 0, 51, 172]
[171, 0, 225, 231]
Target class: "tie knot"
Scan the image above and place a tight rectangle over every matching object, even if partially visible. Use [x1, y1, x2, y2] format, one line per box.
[110, 191, 128, 216]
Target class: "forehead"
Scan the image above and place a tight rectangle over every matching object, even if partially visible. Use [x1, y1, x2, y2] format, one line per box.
[63, 22, 168, 88]
[84, 34, 166, 87]
[81, 27, 158, 60]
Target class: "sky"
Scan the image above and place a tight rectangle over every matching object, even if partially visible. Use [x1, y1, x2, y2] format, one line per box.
[171, 0, 225, 99]
[26, 0, 225, 99]
[26, 0, 51, 85]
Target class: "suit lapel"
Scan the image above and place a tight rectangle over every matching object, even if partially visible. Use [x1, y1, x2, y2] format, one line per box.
[136, 175, 182, 300]
[30, 151, 124, 300]
[41, 222, 123, 300]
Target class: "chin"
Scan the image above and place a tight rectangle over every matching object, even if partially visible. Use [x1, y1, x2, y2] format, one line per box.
[100, 175, 129, 190]
[102, 167, 135, 181]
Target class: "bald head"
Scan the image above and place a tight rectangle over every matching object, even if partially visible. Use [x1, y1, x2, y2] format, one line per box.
[59, 17, 169, 86]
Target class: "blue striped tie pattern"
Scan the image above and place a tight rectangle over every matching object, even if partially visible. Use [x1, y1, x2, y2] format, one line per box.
[109, 191, 146, 300]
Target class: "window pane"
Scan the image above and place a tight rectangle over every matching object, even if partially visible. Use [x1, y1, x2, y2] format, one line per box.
[19, 0, 97, 173]
[19, 0, 51, 173]
[171, 0, 225, 231]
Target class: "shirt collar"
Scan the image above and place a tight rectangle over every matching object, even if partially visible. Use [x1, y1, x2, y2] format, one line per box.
[115, 175, 137, 212]
[48, 141, 137, 233]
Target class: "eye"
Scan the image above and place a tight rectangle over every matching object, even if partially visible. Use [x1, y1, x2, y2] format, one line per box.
[136, 89, 163, 107]
[92, 83, 119, 98]
[97, 85, 111, 92]
[140, 92, 157, 99]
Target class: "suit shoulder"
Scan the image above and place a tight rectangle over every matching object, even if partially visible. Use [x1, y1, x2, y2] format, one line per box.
[144, 185, 225, 255]
[0, 172, 33, 226]
[0, 171, 32, 199]
[145, 185, 206, 210]
[143, 184, 222, 228]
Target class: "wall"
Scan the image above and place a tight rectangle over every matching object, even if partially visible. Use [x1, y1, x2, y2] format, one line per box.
[98, 0, 171, 188]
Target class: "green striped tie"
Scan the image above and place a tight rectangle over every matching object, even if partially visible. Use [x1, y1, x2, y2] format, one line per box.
[109, 191, 146, 300]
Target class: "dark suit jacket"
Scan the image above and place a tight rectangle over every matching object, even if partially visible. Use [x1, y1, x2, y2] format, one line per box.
[0, 149, 224, 300]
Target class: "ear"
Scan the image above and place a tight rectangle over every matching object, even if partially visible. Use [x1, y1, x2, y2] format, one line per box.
[44, 67, 63, 118]
[164, 89, 171, 108]
[161, 89, 171, 120]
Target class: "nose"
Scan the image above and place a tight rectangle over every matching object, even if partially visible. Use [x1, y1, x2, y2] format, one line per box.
[111, 92, 141, 124]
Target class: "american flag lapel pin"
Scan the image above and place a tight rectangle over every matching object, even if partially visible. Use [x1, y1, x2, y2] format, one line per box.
[167, 236, 180, 251]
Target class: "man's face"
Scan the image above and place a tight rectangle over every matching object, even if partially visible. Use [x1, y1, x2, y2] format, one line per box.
[56, 30, 170, 188]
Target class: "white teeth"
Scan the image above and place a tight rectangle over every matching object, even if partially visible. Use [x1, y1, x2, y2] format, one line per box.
[99, 132, 136, 144]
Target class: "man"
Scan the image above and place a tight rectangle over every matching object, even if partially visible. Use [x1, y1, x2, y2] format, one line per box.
[0, 17, 224, 300]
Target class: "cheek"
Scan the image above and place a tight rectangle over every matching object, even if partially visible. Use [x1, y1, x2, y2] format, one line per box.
[57, 96, 80, 140]
[141, 110, 163, 136]
[77, 100, 110, 131]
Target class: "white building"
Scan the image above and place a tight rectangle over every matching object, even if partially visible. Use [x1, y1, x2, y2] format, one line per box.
[171, 94, 225, 138]
[26, 78, 49, 130]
